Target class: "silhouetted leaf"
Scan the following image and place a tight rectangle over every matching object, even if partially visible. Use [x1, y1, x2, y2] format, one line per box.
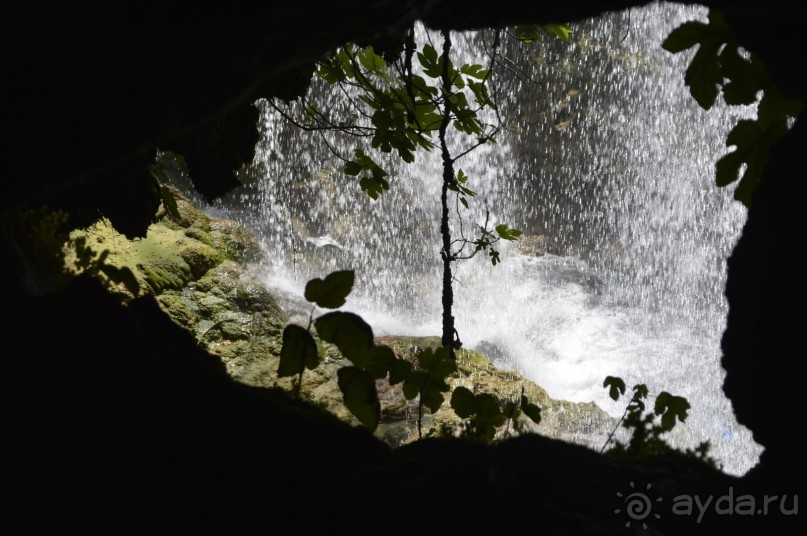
[388, 357, 413, 386]
[317, 57, 347, 83]
[278, 324, 319, 377]
[360, 177, 388, 199]
[654, 391, 690, 432]
[468, 80, 495, 109]
[304, 102, 319, 118]
[314, 311, 373, 368]
[632, 384, 649, 399]
[337, 366, 380, 431]
[418, 346, 455, 382]
[627, 399, 645, 414]
[661, 20, 710, 52]
[337, 46, 357, 79]
[344, 161, 362, 176]
[603, 376, 626, 401]
[367, 344, 396, 379]
[715, 118, 790, 206]
[421, 385, 445, 413]
[502, 401, 519, 420]
[663, 11, 734, 109]
[304, 270, 354, 309]
[451, 386, 476, 418]
[756, 90, 803, 129]
[685, 42, 722, 109]
[371, 109, 392, 130]
[521, 395, 542, 424]
[403, 371, 426, 400]
[475, 393, 503, 419]
[719, 47, 764, 105]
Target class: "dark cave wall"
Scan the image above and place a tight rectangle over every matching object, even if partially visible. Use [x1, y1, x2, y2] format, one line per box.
[0, 1, 804, 530]
[722, 117, 806, 472]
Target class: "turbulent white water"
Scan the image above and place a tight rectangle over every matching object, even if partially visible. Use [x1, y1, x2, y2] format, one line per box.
[207, 1, 763, 475]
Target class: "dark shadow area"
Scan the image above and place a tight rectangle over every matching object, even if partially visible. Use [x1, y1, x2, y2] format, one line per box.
[1, 1, 804, 533]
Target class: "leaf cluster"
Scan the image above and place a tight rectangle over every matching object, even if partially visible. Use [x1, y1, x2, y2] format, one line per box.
[601, 376, 718, 467]
[449, 386, 542, 442]
[278, 271, 458, 433]
[278, 271, 544, 439]
[662, 10, 802, 206]
[282, 33, 503, 205]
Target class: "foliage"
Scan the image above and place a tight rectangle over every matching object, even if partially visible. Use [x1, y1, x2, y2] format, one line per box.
[662, 10, 802, 206]
[271, 23, 570, 353]
[450, 385, 541, 442]
[278, 270, 543, 439]
[273, 30, 529, 252]
[601, 376, 719, 468]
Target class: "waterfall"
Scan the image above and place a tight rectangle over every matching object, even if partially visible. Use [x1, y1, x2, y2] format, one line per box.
[207, 1, 763, 476]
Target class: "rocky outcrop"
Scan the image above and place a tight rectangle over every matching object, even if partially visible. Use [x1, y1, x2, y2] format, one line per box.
[63, 187, 261, 300]
[68, 187, 615, 451]
[374, 336, 614, 449]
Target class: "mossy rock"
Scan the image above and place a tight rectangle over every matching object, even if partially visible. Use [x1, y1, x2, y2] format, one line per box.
[63, 185, 614, 454]
[373, 336, 616, 448]
[140, 259, 191, 293]
[224, 328, 616, 450]
[179, 244, 226, 280]
[156, 186, 212, 233]
[65, 211, 226, 300]
[209, 218, 263, 264]
[157, 291, 198, 328]
[183, 227, 214, 247]
[64, 191, 290, 396]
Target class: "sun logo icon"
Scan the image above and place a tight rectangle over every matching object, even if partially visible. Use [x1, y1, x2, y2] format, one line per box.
[614, 481, 663, 529]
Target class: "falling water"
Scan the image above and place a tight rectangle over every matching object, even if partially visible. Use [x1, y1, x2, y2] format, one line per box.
[208, 1, 763, 475]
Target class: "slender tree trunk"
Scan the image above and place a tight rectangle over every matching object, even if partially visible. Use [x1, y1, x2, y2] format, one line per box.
[438, 29, 457, 359]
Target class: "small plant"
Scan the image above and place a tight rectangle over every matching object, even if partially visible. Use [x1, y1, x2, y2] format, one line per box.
[601, 376, 719, 468]
[278, 269, 544, 440]
[270, 23, 572, 357]
[450, 385, 542, 442]
[277, 269, 455, 435]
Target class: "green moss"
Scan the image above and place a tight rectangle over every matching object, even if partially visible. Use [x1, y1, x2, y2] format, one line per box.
[218, 319, 249, 341]
[184, 227, 214, 246]
[209, 219, 263, 263]
[157, 291, 199, 328]
[179, 244, 226, 279]
[64, 215, 227, 299]
[141, 260, 191, 293]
